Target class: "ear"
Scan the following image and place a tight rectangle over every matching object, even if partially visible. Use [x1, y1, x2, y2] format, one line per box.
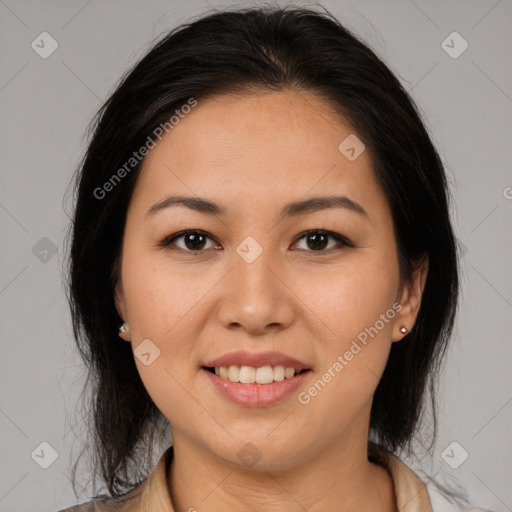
[392, 255, 429, 342]
[114, 279, 130, 342]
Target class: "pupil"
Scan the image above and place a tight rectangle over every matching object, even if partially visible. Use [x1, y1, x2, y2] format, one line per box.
[186, 233, 206, 250]
[308, 233, 328, 251]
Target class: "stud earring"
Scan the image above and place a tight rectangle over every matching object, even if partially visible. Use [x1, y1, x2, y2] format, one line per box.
[400, 326, 408, 334]
[119, 323, 129, 335]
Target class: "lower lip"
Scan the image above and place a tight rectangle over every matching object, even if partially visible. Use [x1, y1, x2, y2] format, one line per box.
[202, 368, 311, 407]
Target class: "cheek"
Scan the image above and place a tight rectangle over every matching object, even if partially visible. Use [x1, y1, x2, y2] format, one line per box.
[124, 267, 208, 429]
[298, 253, 399, 346]
[294, 254, 399, 413]
[121, 246, 209, 340]
[295, 271, 398, 434]
[118, 248, 203, 387]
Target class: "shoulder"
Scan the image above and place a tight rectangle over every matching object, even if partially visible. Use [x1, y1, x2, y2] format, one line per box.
[57, 496, 139, 512]
[369, 444, 488, 512]
[58, 446, 174, 512]
[426, 485, 494, 512]
[58, 504, 94, 512]
[427, 486, 465, 512]
[57, 499, 132, 512]
[57, 486, 143, 512]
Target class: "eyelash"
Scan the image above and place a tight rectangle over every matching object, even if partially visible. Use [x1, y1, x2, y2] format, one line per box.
[158, 229, 354, 255]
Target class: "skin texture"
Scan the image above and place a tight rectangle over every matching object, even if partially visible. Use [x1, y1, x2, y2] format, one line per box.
[114, 89, 428, 512]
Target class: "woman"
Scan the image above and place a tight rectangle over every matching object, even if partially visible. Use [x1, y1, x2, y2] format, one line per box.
[62, 6, 474, 511]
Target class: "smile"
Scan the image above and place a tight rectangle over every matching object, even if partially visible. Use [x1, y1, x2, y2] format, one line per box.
[201, 350, 312, 406]
[205, 365, 306, 385]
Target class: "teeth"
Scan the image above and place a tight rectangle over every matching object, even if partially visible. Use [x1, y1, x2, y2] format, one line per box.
[239, 365, 255, 383]
[228, 365, 240, 382]
[256, 366, 274, 384]
[273, 365, 285, 381]
[211, 364, 303, 384]
[285, 367, 295, 379]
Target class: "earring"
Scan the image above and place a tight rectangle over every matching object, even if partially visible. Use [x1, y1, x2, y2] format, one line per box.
[119, 323, 129, 335]
[400, 326, 408, 334]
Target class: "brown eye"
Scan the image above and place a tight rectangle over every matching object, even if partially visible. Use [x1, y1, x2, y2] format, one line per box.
[293, 230, 352, 253]
[160, 230, 218, 252]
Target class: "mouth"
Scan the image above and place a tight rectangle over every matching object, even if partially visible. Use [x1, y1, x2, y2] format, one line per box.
[201, 351, 312, 407]
[202, 365, 309, 385]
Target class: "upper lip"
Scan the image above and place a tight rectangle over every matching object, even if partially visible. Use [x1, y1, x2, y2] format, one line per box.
[203, 350, 310, 370]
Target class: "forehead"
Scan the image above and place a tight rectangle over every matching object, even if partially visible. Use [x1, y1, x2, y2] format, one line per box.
[132, 89, 385, 217]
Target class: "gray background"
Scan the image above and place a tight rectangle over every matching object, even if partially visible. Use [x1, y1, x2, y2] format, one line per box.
[0, 0, 511, 511]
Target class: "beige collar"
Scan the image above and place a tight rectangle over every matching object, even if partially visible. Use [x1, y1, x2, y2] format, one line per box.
[380, 451, 434, 511]
[63, 446, 434, 511]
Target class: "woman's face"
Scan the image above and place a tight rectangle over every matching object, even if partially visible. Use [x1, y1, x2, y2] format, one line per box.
[115, 89, 426, 469]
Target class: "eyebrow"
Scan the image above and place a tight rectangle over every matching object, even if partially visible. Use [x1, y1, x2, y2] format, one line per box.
[146, 194, 368, 220]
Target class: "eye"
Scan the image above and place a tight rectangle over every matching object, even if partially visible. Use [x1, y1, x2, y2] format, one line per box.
[292, 229, 352, 253]
[159, 230, 219, 252]
[158, 229, 353, 254]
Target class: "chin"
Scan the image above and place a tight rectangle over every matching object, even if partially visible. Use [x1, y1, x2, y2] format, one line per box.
[203, 431, 309, 472]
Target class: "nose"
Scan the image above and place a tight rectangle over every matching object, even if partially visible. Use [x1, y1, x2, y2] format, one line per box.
[215, 243, 295, 336]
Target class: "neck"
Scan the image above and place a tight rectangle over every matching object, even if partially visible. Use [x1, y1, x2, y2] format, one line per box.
[168, 422, 396, 512]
